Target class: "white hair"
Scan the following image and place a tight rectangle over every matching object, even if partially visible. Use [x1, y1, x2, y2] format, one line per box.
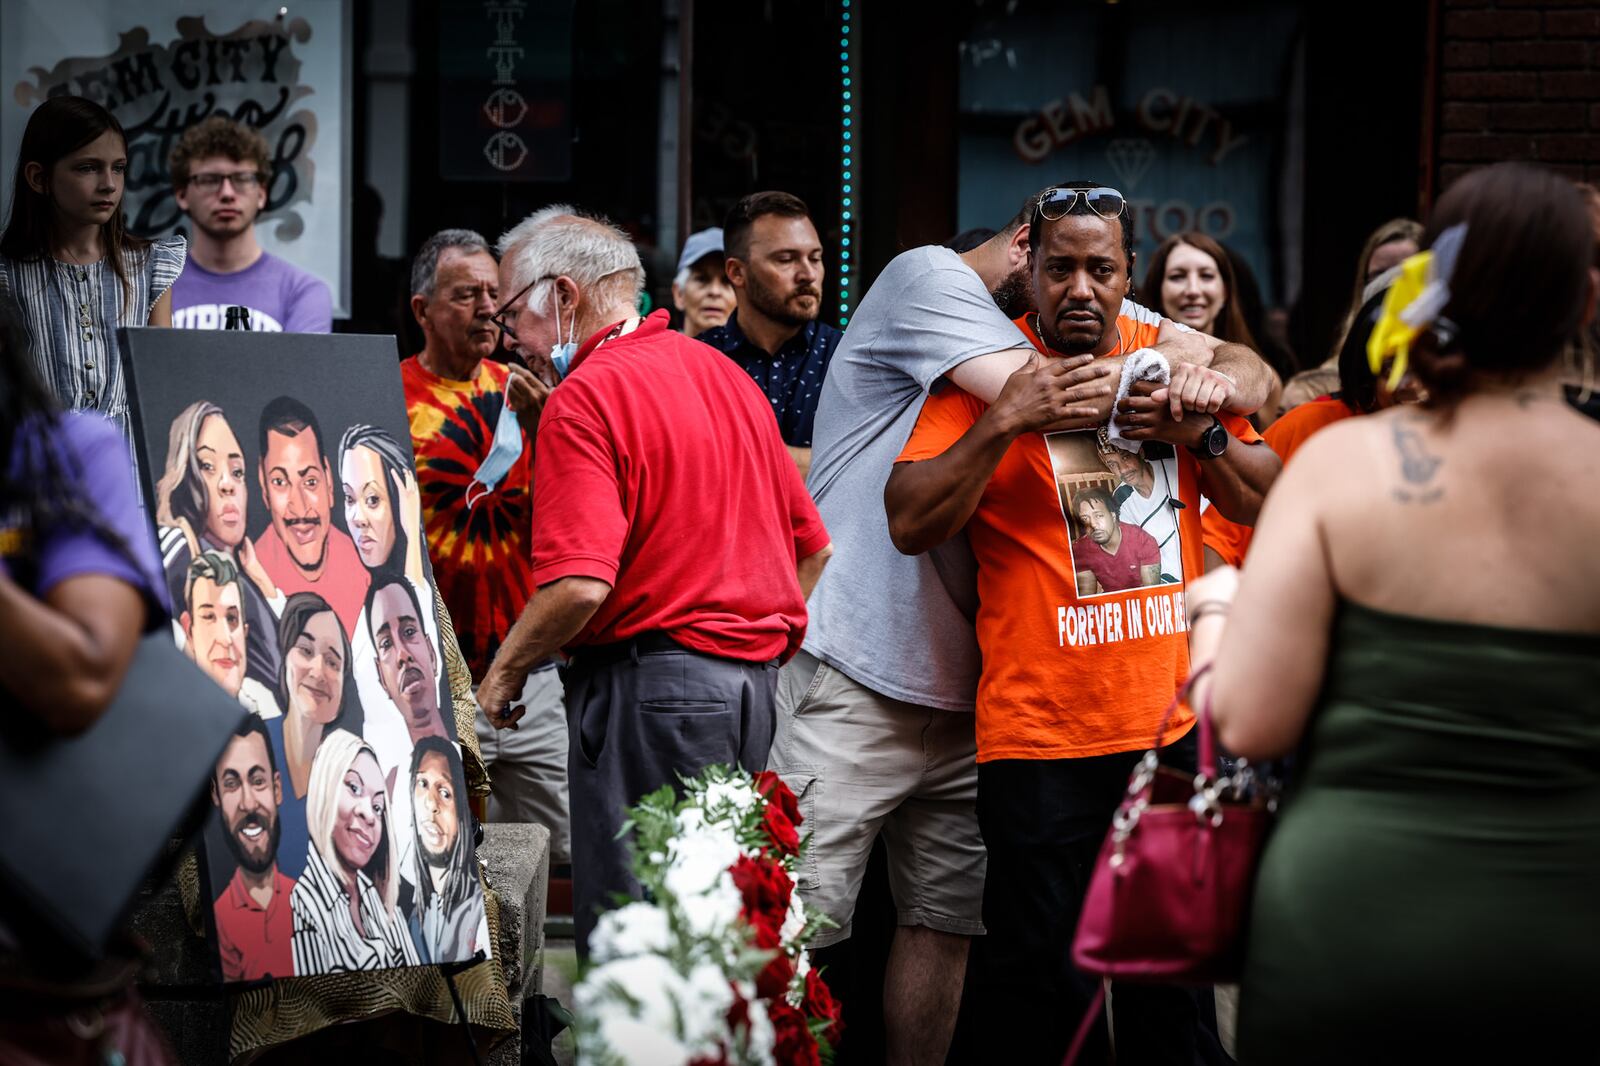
[672, 267, 690, 291]
[496, 203, 644, 314]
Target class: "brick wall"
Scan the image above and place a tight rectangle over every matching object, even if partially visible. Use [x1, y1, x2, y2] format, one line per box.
[1435, 1, 1600, 192]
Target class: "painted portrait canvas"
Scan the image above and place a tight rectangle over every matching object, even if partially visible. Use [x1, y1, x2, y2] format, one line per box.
[118, 327, 490, 982]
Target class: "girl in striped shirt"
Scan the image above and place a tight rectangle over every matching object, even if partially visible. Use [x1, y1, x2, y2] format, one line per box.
[0, 96, 185, 455]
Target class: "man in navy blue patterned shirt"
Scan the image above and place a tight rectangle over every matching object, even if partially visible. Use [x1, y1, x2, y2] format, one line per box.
[698, 191, 841, 478]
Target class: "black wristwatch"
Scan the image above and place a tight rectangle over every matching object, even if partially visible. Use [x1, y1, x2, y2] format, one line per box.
[1190, 415, 1229, 460]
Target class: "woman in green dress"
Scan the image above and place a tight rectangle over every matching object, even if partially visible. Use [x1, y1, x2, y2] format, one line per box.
[1189, 162, 1600, 1063]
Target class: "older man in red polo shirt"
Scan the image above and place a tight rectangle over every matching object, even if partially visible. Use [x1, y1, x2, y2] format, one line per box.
[475, 204, 833, 954]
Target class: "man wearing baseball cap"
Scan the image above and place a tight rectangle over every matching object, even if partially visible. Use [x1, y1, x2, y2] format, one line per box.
[671, 227, 734, 340]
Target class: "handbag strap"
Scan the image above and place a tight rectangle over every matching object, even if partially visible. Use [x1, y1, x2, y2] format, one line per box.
[1146, 662, 1217, 778]
[1060, 981, 1108, 1066]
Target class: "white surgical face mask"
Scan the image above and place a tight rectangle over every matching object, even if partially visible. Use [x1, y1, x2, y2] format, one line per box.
[548, 285, 578, 380]
[465, 400, 525, 509]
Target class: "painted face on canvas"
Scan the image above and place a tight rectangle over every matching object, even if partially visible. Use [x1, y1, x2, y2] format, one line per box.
[341, 445, 395, 569]
[185, 575, 247, 696]
[286, 608, 345, 725]
[196, 413, 247, 547]
[261, 425, 332, 573]
[370, 580, 440, 729]
[213, 729, 280, 874]
[332, 749, 386, 874]
[413, 750, 459, 866]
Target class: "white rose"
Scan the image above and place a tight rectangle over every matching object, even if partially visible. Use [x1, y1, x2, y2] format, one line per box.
[589, 902, 672, 964]
[587, 1012, 689, 1066]
[677, 870, 743, 939]
[703, 778, 759, 814]
[680, 961, 737, 1057]
[665, 827, 744, 899]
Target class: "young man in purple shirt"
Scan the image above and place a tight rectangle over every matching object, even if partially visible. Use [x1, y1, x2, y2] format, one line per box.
[167, 117, 333, 333]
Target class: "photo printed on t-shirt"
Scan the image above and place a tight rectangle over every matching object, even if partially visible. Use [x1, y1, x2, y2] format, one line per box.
[1045, 429, 1184, 599]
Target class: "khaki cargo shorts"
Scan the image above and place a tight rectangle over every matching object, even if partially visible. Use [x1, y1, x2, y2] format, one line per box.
[766, 650, 986, 947]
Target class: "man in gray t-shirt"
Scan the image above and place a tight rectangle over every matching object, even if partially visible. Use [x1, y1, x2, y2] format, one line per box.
[767, 193, 1109, 1063]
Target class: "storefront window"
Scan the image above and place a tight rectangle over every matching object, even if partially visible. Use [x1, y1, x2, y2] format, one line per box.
[958, 2, 1302, 303]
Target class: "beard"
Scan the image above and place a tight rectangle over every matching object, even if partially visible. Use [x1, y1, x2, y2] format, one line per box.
[746, 271, 819, 330]
[1039, 303, 1108, 356]
[195, 204, 259, 242]
[421, 829, 455, 868]
[225, 809, 281, 874]
[989, 265, 1035, 319]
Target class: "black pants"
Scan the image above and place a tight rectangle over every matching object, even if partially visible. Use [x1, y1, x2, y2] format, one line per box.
[975, 731, 1226, 1065]
[562, 636, 777, 954]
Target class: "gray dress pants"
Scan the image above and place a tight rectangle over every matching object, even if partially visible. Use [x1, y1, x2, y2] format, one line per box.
[563, 635, 777, 954]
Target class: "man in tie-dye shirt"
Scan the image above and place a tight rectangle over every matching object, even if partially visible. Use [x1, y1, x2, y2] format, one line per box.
[401, 228, 570, 864]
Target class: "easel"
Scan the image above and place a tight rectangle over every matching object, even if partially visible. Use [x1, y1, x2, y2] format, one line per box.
[438, 950, 490, 1066]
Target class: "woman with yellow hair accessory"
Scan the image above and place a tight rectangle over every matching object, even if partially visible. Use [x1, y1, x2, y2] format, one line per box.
[1189, 162, 1600, 1063]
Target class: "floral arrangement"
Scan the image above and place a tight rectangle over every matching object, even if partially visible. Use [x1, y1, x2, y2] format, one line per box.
[574, 766, 844, 1066]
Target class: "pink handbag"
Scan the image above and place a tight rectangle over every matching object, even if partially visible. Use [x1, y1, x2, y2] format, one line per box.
[1063, 666, 1277, 1063]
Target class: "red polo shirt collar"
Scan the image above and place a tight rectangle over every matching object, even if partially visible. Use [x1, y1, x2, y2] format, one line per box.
[570, 309, 672, 372]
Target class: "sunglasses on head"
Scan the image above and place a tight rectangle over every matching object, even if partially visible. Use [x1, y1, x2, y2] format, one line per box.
[1036, 186, 1126, 222]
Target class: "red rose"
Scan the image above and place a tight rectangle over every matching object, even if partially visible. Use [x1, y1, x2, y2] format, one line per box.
[802, 968, 845, 1046]
[755, 771, 802, 827]
[730, 854, 791, 949]
[755, 772, 804, 856]
[761, 803, 801, 857]
[755, 948, 796, 1001]
[768, 999, 821, 1066]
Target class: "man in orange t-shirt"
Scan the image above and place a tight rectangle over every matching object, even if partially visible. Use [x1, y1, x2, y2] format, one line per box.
[885, 187, 1280, 1062]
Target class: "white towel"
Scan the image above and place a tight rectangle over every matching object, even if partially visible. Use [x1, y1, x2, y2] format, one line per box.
[1106, 348, 1170, 453]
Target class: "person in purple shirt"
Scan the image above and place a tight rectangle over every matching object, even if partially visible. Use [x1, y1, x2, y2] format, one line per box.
[167, 116, 332, 333]
[0, 292, 174, 1063]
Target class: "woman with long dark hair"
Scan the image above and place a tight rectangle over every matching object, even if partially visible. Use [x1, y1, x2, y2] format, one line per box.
[0, 291, 175, 1060]
[1143, 231, 1283, 426]
[0, 96, 185, 454]
[1142, 231, 1258, 350]
[337, 423, 425, 589]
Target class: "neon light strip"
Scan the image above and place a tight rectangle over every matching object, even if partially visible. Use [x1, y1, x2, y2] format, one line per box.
[837, 0, 857, 327]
